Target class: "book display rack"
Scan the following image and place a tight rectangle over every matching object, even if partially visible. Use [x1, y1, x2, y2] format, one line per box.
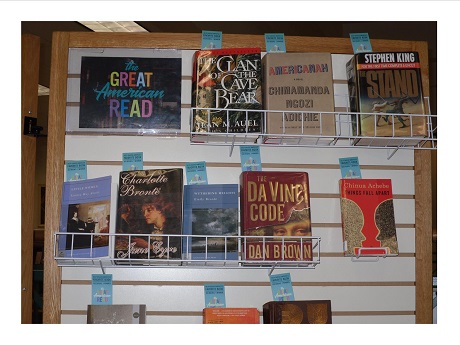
[43, 32, 435, 324]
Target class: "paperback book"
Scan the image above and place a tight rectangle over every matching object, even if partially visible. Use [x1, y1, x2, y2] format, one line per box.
[346, 51, 427, 146]
[114, 168, 183, 261]
[240, 171, 312, 262]
[58, 176, 112, 258]
[339, 178, 399, 256]
[262, 52, 336, 144]
[263, 300, 332, 324]
[87, 304, 146, 324]
[191, 48, 263, 141]
[203, 308, 260, 324]
[183, 184, 239, 261]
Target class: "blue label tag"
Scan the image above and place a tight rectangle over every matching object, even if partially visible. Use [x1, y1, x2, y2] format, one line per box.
[201, 31, 222, 49]
[66, 160, 87, 181]
[240, 146, 262, 171]
[349, 32, 373, 53]
[122, 152, 143, 171]
[265, 33, 286, 53]
[339, 156, 362, 179]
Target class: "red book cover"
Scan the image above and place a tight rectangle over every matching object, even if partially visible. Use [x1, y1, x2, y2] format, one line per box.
[203, 308, 260, 324]
[340, 178, 399, 256]
[240, 171, 312, 261]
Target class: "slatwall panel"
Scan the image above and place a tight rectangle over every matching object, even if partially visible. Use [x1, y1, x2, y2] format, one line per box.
[59, 48, 417, 324]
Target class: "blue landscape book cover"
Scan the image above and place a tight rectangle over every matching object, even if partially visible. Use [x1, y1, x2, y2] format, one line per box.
[270, 273, 295, 301]
[58, 175, 112, 258]
[92, 274, 113, 305]
[183, 184, 239, 260]
[204, 283, 226, 308]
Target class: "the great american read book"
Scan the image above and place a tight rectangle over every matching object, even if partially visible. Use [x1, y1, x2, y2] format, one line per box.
[114, 168, 183, 261]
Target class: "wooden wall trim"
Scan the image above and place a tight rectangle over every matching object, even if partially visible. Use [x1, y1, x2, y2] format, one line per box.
[44, 32, 432, 324]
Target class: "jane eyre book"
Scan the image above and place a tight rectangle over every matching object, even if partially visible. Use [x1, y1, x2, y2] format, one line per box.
[203, 308, 260, 324]
[340, 178, 398, 256]
[58, 176, 112, 258]
[263, 300, 332, 324]
[114, 168, 183, 261]
[183, 184, 239, 261]
[262, 52, 336, 144]
[72, 51, 182, 134]
[346, 51, 427, 146]
[240, 171, 312, 262]
[191, 48, 263, 140]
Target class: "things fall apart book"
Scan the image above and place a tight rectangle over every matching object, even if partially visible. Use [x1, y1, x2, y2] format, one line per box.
[339, 178, 399, 256]
[240, 171, 313, 262]
[191, 48, 263, 142]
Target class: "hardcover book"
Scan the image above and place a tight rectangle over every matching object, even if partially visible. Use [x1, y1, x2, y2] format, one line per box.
[87, 304, 146, 324]
[263, 300, 332, 324]
[346, 51, 427, 146]
[68, 51, 182, 135]
[183, 184, 239, 261]
[262, 53, 336, 144]
[339, 178, 399, 256]
[58, 176, 112, 258]
[203, 308, 260, 324]
[191, 48, 263, 141]
[114, 168, 183, 261]
[240, 171, 312, 262]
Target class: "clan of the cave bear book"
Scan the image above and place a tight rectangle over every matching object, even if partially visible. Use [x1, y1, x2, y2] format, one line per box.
[191, 48, 263, 140]
[183, 184, 239, 261]
[203, 307, 260, 324]
[263, 300, 332, 324]
[70, 51, 182, 135]
[262, 53, 336, 144]
[339, 178, 398, 256]
[240, 171, 312, 262]
[346, 51, 427, 146]
[114, 168, 183, 261]
[58, 175, 112, 258]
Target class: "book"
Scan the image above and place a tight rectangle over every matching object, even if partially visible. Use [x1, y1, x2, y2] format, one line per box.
[240, 171, 312, 262]
[58, 176, 112, 258]
[262, 52, 336, 144]
[69, 51, 182, 135]
[203, 308, 260, 324]
[114, 168, 183, 261]
[182, 184, 239, 261]
[204, 284, 226, 308]
[87, 304, 146, 324]
[346, 51, 427, 146]
[339, 178, 399, 256]
[270, 273, 295, 301]
[191, 48, 263, 142]
[263, 300, 332, 324]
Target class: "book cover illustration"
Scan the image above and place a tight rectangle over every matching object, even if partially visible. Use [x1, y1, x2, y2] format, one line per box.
[191, 48, 263, 137]
[346, 51, 427, 146]
[114, 168, 183, 261]
[92, 274, 112, 305]
[270, 273, 295, 301]
[75, 52, 182, 134]
[66, 160, 87, 181]
[185, 161, 208, 185]
[203, 308, 260, 324]
[262, 52, 335, 144]
[58, 176, 112, 258]
[239, 145, 262, 171]
[87, 304, 146, 324]
[204, 284, 226, 308]
[183, 184, 239, 261]
[340, 178, 398, 256]
[263, 300, 332, 324]
[122, 152, 143, 171]
[240, 171, 312, 262]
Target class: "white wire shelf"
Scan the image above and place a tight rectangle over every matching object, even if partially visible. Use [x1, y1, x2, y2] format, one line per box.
[54, 232, 321, 271]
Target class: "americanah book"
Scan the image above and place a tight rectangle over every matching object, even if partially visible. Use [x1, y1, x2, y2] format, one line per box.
[183, 184, 239, 261]
[262, 53, 336, 144]
[191, 48, 263, 139]
[346, 51, 427, 146]
[339, 178, 398, 256]
[114, 168, 183, 261]
[240, 171, 312, 262]
[71, 52, 182, 134]
[58, 176, 112, 258]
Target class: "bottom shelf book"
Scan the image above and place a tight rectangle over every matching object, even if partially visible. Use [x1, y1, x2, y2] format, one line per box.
[203, 308, 260, 324]
[263, 300, 332, 324]
[87, 304, 146, 324]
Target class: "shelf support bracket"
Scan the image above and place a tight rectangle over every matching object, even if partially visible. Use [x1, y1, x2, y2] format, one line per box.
[268, 264, 276, 276]
[99, 260, 106, 274]
[229, 135, 236, 157]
